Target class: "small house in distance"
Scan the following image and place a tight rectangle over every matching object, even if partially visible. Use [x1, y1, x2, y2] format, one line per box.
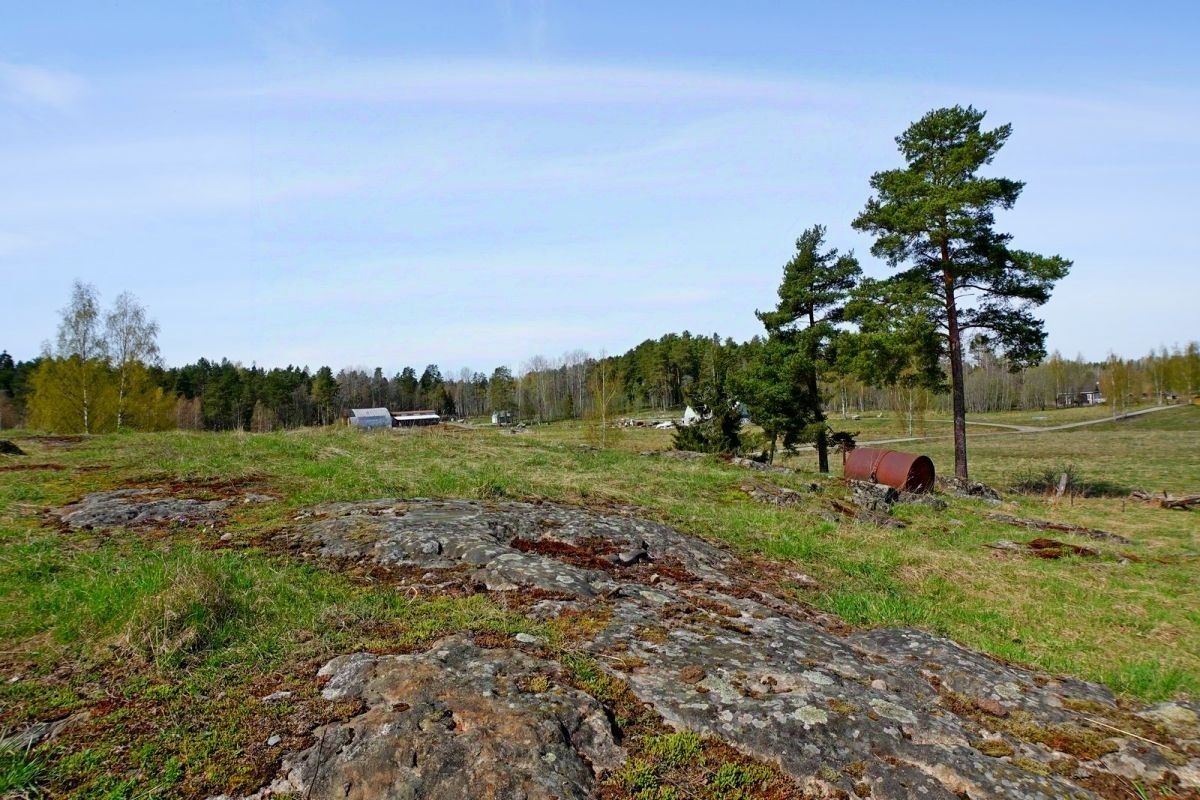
[393, 410, 441, 428]
[1055, 389, 1105, 408]
[348, 407, 394, 430]
[491, 410, 513, 426]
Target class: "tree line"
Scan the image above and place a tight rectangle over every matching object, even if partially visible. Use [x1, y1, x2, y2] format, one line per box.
[4, 315, 1194, 437]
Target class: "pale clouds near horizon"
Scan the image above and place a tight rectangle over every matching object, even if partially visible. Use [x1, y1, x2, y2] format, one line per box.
[0, 61, 86, 110]
[2, 54, 1196, 372]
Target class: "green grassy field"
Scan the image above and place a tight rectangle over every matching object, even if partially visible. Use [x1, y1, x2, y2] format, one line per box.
[1, 408, 1198, 797]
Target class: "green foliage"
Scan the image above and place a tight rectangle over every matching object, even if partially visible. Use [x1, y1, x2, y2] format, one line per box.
[488, 366, 516, 411]
[1009, 463, 1129, 498]
[120, 560, 242, 669]
[644, 732, 703, 768]
[744, 225, 860, 469]
[855, 102, 1073, 342]
[0, 746, 43, 795]
[841, 275, 945, 392]
[616, 732, 776, 799]
[709, 762, 772, 794]
[27, 356, 117, 434]
[732, 337, 815, 460]
[672, 383, 740, 455]
[310, 366, 339, 425]
[757, 224, 861, 338]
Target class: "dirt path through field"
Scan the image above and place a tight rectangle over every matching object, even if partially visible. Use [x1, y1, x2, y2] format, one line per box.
[860, 404, 1178, 447]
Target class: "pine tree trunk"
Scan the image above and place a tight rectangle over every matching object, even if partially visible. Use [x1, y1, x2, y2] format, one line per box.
[807, 308, 829, 473]
[808, 370, 829, 473]
[942, 265, 969, 481]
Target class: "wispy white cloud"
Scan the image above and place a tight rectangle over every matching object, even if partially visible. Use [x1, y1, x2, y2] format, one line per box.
[216, 58, 845, 109]
[0, 62, 84, 110]
[499, 0, 551, 55]
[0, 231, 35, 258]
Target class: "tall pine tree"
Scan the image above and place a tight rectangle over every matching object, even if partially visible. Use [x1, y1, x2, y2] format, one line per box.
[852, 106, 1070, 481]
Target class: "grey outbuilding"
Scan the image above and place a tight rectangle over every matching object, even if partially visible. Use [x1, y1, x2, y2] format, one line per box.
[349, 407, 394, 430]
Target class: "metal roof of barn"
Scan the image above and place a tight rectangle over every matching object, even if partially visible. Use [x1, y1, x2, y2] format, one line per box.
[351, 408, 392, 418]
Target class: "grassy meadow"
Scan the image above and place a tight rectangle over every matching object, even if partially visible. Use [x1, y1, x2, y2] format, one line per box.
[1, 405, 1198, 797]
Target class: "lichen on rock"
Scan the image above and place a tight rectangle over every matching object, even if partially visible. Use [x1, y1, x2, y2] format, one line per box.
[223, 636, 622, 800]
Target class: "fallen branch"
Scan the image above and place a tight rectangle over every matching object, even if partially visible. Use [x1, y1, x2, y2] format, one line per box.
[1130, 490, 1200, 510]
[985, 538, 1099, 559]
[985, 513, 1131, 545]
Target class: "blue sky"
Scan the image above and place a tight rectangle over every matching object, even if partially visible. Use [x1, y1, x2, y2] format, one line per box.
[2, 1, 1197, 373]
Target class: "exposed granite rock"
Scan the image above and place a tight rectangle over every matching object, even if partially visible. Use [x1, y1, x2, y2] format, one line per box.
[728, 456, 796, 475]
[54, 488, 278, 530]
[849, 480, 948, 512]
[254, 499, 1200, 799]
[225, 636, 622, 800]
[897, 491, 949, 510]
[572, 591, 1144, 800]
[938, 476, 1003, 503]
[849, 479, 900, 513]
[740, 479, 821, 507]
[286, 498, 736, 596]
[55, 489, 232, 529]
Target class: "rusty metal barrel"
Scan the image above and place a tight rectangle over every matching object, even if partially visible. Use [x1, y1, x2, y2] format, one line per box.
[843, 447, 935, 493]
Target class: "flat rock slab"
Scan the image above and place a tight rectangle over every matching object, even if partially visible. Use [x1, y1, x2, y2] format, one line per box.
[54, 488, 274, 530]
[263, 499, 1200, 798]
[288, 498, 735, 597]
[223, 636, 622, 800]
[55, 489, 232, 529]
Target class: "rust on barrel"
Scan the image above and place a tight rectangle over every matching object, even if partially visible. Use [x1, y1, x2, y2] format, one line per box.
[843, 447, 935, 493]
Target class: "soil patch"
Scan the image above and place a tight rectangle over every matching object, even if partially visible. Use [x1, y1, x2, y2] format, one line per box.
[17, 435, 84, 448]
[987, 538, 1101, 559]
[0, 462, 65, 472]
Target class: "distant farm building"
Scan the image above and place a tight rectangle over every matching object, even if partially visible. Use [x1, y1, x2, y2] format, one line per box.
[393, 410, 441, 428]
[491, 410, 513, 425]
[1055, 390, 1105, 408]
[348, 408, 394, 430]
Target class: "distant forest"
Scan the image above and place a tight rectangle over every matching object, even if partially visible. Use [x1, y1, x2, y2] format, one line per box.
[2, 330, 1197, 434]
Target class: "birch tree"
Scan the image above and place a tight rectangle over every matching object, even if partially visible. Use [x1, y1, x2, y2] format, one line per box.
[105, 291, 160, 429]
[53, 281, 109, 433]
